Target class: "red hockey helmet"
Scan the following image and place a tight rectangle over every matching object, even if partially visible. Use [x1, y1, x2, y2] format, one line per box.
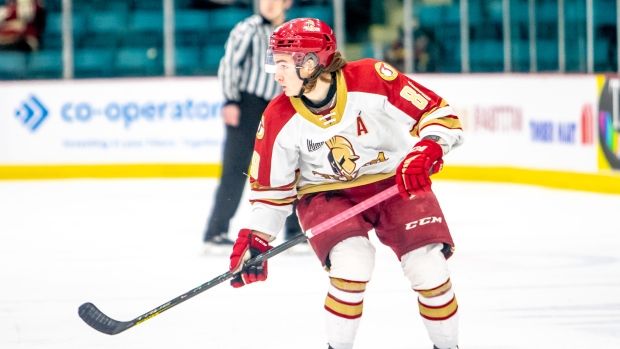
[266, 18, 337, 73]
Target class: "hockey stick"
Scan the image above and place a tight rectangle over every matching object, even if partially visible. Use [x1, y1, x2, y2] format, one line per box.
[78, 184, 399, 335]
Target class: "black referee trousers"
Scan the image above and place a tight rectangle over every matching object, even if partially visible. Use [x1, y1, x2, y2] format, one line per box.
[204, 92, 301, 240]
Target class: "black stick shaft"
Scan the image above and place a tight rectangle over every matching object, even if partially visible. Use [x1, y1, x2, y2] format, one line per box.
[79, 185, 397, 334]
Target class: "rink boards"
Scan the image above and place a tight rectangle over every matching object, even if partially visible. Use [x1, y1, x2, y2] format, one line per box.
[0, 74, 619, 193]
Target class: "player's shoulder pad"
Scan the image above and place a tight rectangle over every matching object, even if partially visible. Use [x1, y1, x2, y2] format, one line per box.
[261, 94, 297, 134]
[342, 59, 402, 93]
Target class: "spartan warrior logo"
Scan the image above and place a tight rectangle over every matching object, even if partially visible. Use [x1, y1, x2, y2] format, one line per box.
[327, 136, 360, 179]
[313, 135, 388, 181]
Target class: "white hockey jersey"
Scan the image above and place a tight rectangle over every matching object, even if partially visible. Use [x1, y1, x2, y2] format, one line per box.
[244, 59, 463, 236]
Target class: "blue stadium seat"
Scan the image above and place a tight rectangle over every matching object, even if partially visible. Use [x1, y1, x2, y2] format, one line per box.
[28, 50, 63, 78]
[0, 51, 28, 80]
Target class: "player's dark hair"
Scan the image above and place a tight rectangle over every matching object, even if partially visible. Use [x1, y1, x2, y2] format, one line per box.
[304, 51, 347, 92]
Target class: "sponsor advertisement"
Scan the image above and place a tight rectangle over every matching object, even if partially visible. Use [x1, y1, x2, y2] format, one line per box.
[1, 78, 224, 164]
[416, 75, 599, 172]
[598, 76, 620, 170]
[1, 75, 618, 192]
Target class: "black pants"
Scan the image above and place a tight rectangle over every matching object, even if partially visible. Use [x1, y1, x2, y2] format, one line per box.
[204, 92, 301, 241]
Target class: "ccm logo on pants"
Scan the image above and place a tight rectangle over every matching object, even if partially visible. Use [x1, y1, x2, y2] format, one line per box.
[405, 216, 443, 230]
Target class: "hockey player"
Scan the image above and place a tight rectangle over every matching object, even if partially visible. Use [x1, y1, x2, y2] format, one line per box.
[228, 18, 463, 349]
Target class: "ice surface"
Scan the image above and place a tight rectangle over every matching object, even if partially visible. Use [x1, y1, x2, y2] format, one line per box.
[1, 179, 619, 349]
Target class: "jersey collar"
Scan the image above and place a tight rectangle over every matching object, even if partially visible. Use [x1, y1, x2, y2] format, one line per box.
[289, 70, 348, 129]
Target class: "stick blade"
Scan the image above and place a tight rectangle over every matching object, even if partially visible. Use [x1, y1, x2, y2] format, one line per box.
[78, 302, 132, 335]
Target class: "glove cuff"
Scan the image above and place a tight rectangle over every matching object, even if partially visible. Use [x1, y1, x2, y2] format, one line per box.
[414, 139, 443, 159]
[249, 232, 271, 253]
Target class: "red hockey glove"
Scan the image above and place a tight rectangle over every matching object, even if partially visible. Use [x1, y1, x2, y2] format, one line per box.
[229, 229, 272, 288]
[396, 139, 444, 198]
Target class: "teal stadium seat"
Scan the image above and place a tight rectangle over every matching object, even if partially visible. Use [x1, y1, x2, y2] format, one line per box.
[417, 6, 444, 29]
[595, 0, 617, 25]
[288, 5, 333, 26]
[42, 11, 62, 49]
[470, 40, 503, 71]
[42, 11, 86, 49]
[129, 10, 163, 32]
[175, 47, 202, 75]
[28, 50, 63, 78]
[131, 0, 164, 10]
[537, 39, 559, 71]
[0, 51, 27, 79]
[124, 10, 163, 48]
[115, 47, 163, 76]
[81, 10, 128, 48]
[175, 10, 209, 46]
[537, 3, 558, 24]
[512, 40, 531, 71]
[202, 44, 225, 74]
[75, 48, 115, 78]
[594, 40, 612, 71]
[208, 7, 253, 33]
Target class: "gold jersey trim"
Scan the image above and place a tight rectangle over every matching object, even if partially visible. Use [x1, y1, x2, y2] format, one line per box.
[289, 71, 348, 129]
[297, 172, 395, 196]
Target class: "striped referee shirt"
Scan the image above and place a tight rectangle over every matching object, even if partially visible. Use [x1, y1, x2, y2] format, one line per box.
[218, 14, 281, 103]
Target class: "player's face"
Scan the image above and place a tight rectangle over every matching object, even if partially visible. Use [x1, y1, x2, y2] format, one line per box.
[272, 53, 304, 97]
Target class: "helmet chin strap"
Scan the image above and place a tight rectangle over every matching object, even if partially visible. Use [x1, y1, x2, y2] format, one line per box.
[294, 67, 323, 98]
[294, 53, 323, 98]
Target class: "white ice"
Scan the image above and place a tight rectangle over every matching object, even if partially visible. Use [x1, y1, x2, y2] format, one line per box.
[1, 178, 619, 349]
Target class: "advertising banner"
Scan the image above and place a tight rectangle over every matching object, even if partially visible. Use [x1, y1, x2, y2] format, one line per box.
[597, 75, 620, 171]
[416, 75, 599, 173]
[1, 77, 224, 164]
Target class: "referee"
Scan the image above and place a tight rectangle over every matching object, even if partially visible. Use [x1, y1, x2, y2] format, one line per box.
[203, 0, 302, 250]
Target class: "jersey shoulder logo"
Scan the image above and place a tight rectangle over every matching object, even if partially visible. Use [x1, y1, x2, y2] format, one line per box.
[374, 61, 398, 81]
